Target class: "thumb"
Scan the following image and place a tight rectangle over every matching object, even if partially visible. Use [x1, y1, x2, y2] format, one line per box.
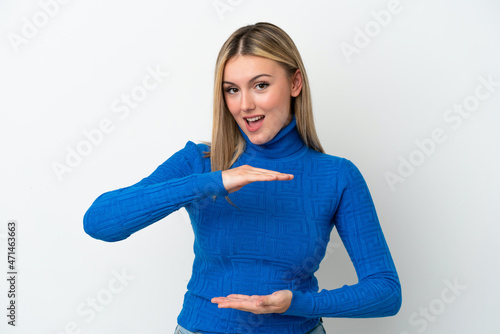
[256, 296, 270, 307]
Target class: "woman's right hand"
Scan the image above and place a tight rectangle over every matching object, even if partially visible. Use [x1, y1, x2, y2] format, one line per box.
[221, 165, 294, 194]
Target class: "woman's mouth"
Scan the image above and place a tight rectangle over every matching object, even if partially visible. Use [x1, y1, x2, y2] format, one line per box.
[244, 115, 265, 132]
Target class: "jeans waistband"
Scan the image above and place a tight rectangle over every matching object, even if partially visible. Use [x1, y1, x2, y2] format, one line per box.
[175, 318, 325, 334]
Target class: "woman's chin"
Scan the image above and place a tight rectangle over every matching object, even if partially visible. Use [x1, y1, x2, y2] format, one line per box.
[248, 134, 270, 146]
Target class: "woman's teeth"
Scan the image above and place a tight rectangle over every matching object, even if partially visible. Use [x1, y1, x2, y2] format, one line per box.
[246, 116, 264, 123]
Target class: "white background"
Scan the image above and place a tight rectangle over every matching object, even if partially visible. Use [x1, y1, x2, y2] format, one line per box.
[1, 0, 499, 333]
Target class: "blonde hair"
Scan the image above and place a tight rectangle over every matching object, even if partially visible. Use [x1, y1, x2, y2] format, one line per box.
[204, 22, 324, 205]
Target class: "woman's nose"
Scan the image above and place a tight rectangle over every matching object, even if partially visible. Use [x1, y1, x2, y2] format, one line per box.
[240, 91, 255, 112]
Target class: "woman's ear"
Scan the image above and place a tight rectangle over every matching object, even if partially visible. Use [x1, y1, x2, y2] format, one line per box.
[290, 69, 303, 97]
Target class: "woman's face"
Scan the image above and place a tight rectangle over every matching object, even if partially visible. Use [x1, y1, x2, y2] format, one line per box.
[223, 55, 302, 145]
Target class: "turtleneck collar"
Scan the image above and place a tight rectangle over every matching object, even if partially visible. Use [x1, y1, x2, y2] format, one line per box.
[237, 114, 306, 160]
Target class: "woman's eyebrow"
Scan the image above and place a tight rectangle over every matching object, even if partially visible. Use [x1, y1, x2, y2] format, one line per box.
[223, 74, 272, 85]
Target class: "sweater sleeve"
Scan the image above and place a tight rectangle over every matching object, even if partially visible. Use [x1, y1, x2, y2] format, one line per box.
[83, 141, 228, 242]
[282, 159, 402, 318]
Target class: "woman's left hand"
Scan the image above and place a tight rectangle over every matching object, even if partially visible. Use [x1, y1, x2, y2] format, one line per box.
[211, 290, 293, 314]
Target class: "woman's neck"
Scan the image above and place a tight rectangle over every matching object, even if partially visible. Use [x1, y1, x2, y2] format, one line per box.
[237, 114, 306, 159]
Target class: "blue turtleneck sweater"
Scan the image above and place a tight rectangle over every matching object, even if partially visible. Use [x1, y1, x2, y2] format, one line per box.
[83, 115, 401, 333]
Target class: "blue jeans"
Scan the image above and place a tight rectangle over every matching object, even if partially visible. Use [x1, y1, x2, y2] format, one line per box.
[174, 318, 326, 334]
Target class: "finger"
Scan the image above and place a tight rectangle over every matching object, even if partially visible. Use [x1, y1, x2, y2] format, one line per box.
[247, 172, 294, 179]
[213, 298, 242, 304]
[225, 294, 252, 299]
[274, 174, 294, 180]
[242, 166, 294, 176]
[216, 300, 249, 310]
[245, 173, 294, 182]
[211, 295, 253, 304]
[242, 166, 284, 173]
[216, 301, 235, 308]
[211, 298, 223, 304]
[245, 174, 279, 181]
[244, 169, 294, 177]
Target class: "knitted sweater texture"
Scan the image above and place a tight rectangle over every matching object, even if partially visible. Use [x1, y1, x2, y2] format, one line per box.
[83, 115, 401, 333]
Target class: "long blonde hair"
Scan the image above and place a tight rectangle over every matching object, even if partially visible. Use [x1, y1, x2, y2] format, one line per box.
[204, 22, 324, 204]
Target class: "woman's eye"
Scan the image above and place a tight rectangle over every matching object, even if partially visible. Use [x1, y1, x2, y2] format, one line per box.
[256, 82, 269, 90]
[225, 87, 238, 94]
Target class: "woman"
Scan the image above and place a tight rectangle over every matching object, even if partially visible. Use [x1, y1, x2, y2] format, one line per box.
[84, 22, 401, 334]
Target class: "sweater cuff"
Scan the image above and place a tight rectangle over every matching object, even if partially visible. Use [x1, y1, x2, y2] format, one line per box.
[282, 290, 315, 317]
[191, 170, 228, 198]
